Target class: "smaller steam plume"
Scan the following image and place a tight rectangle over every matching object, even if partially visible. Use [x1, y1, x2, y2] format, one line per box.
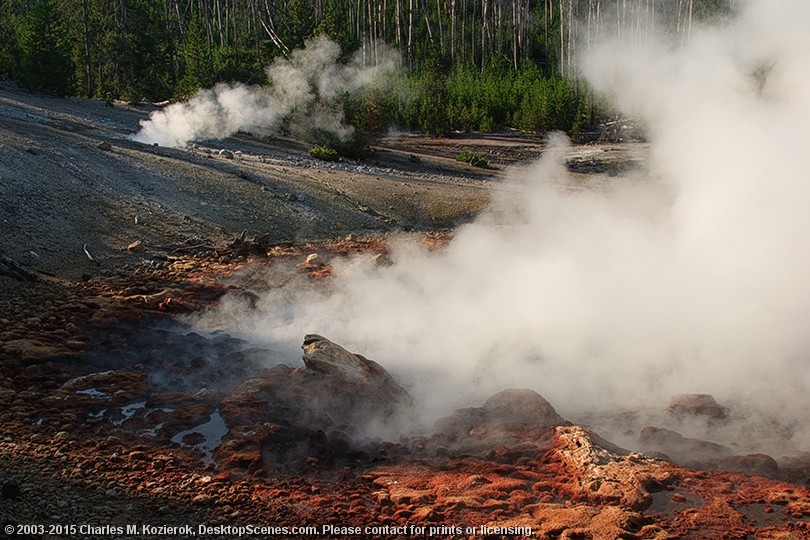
[132, 36, 395, 148]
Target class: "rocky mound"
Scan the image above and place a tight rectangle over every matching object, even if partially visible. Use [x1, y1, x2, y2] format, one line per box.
[214, 334, 414, 471]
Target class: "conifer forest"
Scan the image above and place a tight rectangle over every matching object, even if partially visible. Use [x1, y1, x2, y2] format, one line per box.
[0, 0, 734, 137]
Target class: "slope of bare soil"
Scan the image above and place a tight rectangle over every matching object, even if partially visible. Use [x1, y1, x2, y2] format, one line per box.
[4, 83, 807, 540]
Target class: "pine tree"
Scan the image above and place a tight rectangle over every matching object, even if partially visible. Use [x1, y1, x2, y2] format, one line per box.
[176, 16, 212, 97]
[0, 0, 22, 79]
[22, 0, 75, 95]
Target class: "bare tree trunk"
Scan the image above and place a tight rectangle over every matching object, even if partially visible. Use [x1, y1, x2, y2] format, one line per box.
[687, 0, 694, 41]
[522, 0, 529, 63]
[559, 0, 565, 75]
[495, 0, 503, 56]
[461, 0, 467, 64]
[396, 0, 404, 65]
[408, 0, 414, 69]
[437, 0, 443, 49]
[512, 0, 518, 70]
[481, 0, 489, 69]
[566, 0, 573, 74]
[470, 0, 477, 66]
[544, 0, 549, 70]
[421, 0, 435, 45]
[367, 0, 375, 65]
[82, 0, 94, 97]
[450, 0, 456, 60]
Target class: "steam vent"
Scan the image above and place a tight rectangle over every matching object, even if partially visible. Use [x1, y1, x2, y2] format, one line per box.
[5, 1, 810, 534]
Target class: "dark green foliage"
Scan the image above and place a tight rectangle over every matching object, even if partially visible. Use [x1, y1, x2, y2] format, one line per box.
[213, 46, 263, 84]
[439, 63, 587, 135]
[21, 0, 74, 95]
[417, 48, 451, 137]
[89, 0, 174, 101]
[176, 17, 212, 98]
[0, 0, 21, 79]
[516, 75, 583, 133]
[284, 0, 318, 49]
[308, 145, 340, 161]
[456, 149, 488, 167]
[0, 0, 633, 137]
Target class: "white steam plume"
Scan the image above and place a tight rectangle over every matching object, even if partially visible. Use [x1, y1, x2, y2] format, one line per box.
[196, 2, 810, 453]
[132, 36, 395, 148]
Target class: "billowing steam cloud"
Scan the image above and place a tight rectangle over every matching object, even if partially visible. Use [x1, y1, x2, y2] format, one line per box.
[133, 36, 395, 148]
[195, 2, 810, 453]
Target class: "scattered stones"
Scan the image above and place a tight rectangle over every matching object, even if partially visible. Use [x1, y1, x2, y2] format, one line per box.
[304, 253, 323, 267]
[127, 240, 145, 253]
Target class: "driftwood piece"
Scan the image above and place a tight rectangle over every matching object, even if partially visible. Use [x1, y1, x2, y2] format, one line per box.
[0, 255, 38, 281]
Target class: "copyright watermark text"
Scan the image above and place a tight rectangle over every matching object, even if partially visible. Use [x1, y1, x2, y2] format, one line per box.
[6, 523, 534, 537]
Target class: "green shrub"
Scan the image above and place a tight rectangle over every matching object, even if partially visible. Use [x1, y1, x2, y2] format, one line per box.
[456, 149, 489, 168]
[308, 145, 340, 162]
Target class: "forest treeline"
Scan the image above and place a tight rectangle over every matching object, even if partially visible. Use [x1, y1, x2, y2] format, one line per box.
[0, 0, 733, 137]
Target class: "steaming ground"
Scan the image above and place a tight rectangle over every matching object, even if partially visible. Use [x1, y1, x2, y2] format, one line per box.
[194, 1, 810, 456]
[133, 36, 395, 148]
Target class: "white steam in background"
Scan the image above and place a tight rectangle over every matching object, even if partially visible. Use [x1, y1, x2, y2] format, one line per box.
[132, 36, 395, 148]
[195, 2, 810, 452]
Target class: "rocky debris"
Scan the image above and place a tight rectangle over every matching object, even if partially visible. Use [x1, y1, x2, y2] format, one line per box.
[367, 424, 810, 539]
[226, 230, 272, 258]
[304, 253, 323, 267]
[57, 370, 148, 403]
[0, 255, 38, 281]
[668, 393, 730, 421]
[126, 240, 144, 253]
[551, 426, 676, 510]
[1, 338, 74, 364]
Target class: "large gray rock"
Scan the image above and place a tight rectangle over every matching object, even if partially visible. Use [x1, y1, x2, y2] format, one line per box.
[302, 334, 373, 380]
[301, 334, 409, 400]
[220, 336, 412, 432]
[482, 388, 564, 426]
[432, 388, 566, 454]
[216, 335, 413, 470]
[668, 394, 729, 421]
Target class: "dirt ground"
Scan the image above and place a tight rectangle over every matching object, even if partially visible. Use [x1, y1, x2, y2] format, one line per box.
[0, 80, 644, 282]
